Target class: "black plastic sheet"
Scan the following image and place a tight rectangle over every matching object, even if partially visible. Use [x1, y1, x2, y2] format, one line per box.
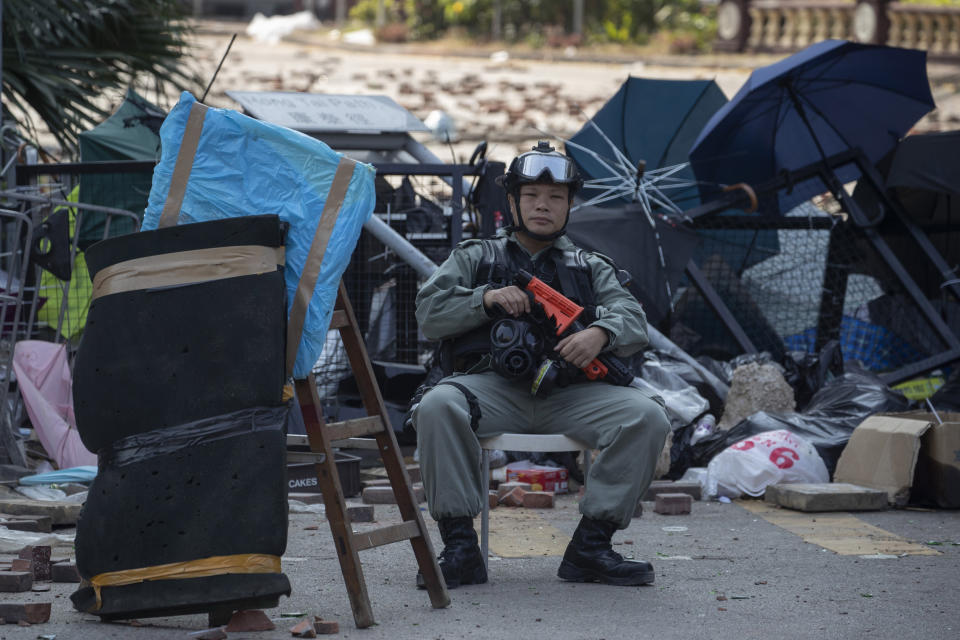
[670, 370, 910, 477]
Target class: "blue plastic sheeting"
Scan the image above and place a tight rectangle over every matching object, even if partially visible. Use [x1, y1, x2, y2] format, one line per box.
[19, 466, 98, 485]
[142, 92, 376, 378]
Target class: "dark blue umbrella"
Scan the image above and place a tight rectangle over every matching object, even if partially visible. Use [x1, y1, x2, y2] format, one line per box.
[568, 77, 728, 211]
[689, 40, 935, 215]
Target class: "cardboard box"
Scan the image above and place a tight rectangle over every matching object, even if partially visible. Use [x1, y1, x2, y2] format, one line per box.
[834, 412, 960, 508]
[505, 462, 568, 494]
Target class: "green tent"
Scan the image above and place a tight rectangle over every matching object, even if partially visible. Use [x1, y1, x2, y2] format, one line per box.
[77, 89, 163, 249]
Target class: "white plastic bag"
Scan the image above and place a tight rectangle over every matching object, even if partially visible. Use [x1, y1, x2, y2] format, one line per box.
[705, 429, 829, 499]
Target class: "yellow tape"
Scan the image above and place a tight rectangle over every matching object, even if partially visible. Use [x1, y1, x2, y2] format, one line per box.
[90, 553, 281, 610]
[91, 245, 284, 300]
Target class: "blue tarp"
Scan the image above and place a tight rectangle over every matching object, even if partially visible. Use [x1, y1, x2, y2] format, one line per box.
[143, 92, 376, 378]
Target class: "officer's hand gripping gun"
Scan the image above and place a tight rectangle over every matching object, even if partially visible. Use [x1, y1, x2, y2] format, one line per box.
[515, 269, 634, 391]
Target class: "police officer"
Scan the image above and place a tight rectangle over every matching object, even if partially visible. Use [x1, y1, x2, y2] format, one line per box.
[412, 142, 670, 588]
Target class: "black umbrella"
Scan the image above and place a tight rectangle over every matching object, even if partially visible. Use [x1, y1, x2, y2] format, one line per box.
[852, 130, 960, 299]
[690, 40, 935, 216]
[566, 203, 699, 327]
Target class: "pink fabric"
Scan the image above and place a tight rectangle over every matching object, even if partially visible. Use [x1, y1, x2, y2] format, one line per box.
[13, 341, 96, 468]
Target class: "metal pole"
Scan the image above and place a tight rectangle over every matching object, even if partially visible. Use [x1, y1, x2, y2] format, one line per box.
[573, 0, 584, 36]
[375, 0, 386, 28]
[492, 0, 502, 40]
[336, 0, 347, 24]
[363, 215, 438, 279]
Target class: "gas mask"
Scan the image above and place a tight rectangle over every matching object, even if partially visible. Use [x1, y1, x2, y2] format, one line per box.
[489, 317, 577, 395]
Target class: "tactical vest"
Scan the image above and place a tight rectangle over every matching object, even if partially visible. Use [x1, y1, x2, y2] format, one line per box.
[439, 236, 597, 374]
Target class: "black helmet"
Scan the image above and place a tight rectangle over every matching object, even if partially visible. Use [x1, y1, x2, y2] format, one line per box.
[501, 141, 582, 241]
[501, 141, 583, 197]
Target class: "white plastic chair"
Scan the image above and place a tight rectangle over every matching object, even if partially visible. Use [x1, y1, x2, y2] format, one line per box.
[479, 433, 592, 569]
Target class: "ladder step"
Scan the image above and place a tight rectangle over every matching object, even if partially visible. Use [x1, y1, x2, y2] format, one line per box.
[326, 416, 385, 441]
[352, 521, 423, 552]
[330, 437, 379, 450]
[328, 309, 349, 329]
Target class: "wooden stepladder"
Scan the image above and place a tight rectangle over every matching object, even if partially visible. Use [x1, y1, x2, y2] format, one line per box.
[295, 282, 449, 628]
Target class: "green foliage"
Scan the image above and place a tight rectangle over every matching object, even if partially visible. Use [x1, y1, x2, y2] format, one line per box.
[349, 0, 717, 45]
[2, 0, 202, 154]
[349, 0, 403, 23]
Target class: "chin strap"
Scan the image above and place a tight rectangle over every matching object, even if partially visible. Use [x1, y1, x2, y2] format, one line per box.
[505, 195, 569, 242]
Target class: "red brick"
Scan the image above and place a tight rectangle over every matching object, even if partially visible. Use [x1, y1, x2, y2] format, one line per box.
[0, 515, 51, 533]
[347, 504, 375, 522]
[225, 609, 275, 632]
[0, 603, 50, 624]
[11, 558, 32, 572]
[18, 546, 50, 581]
[521, 491, 554, 509]
[51, 561, 81, 583]
[291, 618, 317, 637]
[314, 618, 339, 635]
[497, 482, 531, 500]
[644, 480, 702, 501]
[361, 484, 425, 504]
[499, 487, 527, 507]
[654, 492, 692, 515]
[362, 486, 395, 504]
[0, 571, 32, 592]
[488, 490, 499, 509]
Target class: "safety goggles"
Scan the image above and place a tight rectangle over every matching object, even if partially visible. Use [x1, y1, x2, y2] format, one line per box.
[513, 152, 578, 184]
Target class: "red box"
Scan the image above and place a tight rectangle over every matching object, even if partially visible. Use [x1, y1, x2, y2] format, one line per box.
[505, 463, 568, 494]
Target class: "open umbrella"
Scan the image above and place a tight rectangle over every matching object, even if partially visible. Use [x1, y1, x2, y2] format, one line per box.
[566, 203, 699, 326]
[852, 130, 960, 299]
[568, 77, 728, 212]
[689, 40, 935, 215]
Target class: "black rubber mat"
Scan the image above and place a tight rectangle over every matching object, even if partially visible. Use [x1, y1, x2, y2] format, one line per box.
[84, 215, 285, 278]
[70, 573, 291, 619]
[73, 270, 286, 451]
[75, 421, 288, 577]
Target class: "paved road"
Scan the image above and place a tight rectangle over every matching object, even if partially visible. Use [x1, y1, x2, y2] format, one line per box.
[4, 491, 958, 639]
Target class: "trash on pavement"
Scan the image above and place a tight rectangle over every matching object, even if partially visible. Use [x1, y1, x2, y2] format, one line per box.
[834, 411, 960, 508]
[691, 370, 910, 475]
[705, 429, 829, 499]
[505, 460, 569, 493]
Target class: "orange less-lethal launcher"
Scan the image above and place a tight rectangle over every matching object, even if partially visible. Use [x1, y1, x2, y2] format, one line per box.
[515, 269, 634, 387]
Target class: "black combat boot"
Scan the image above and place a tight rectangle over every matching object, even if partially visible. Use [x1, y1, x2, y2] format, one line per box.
[416, 516, 488, 589]
[557, 517, 655, 586]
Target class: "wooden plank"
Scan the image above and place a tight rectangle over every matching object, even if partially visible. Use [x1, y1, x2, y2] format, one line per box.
[325, 416, 384, 441]
[328, 309, 349, 329]
[333, 282, 449, 610]
[352, 521, 421, 552]
[296, 376, 375, 629]
[330, 437, 379, 450]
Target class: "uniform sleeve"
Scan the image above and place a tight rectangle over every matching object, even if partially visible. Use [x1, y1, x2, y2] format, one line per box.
[586, 255, 649, 357]
[415, 243, 491, 341]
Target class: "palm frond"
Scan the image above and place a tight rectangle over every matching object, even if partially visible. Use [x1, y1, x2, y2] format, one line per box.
[2, 0, 204, 154]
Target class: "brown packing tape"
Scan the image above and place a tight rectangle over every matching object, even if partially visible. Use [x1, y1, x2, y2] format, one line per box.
[285, 156, 356, 379]
[91, 245, 284, 300]
[159, 102, 210, 228]
[89, 553, 281, 610]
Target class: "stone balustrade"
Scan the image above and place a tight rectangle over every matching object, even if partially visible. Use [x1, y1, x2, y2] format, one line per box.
[715, 0, 960, 57]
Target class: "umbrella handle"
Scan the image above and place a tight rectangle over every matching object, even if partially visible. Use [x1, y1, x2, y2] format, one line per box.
[722, 182, 758, 213]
